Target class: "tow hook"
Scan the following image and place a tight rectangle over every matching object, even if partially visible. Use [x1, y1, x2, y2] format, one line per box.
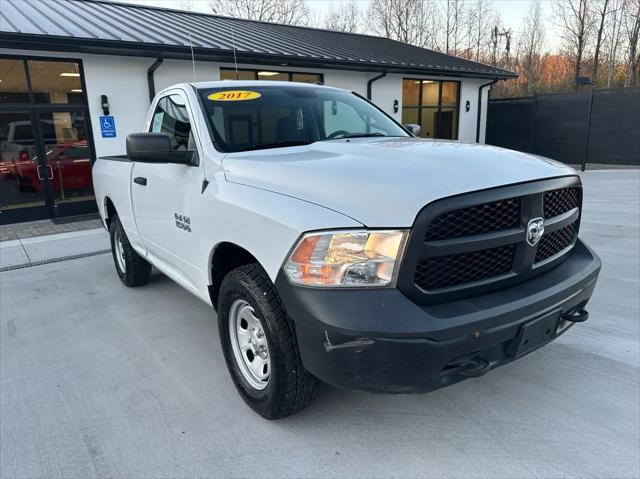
[457, 357, 491, 378]
[561, 309, 589, 323]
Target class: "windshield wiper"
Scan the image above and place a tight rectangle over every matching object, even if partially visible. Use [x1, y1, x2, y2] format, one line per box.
[236, 140, 312, 152]
[323, 132, 393, 141]
[343, 132, 386, 138]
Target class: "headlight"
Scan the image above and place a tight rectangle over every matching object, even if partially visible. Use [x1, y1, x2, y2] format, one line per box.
[284, 230, 408, 287]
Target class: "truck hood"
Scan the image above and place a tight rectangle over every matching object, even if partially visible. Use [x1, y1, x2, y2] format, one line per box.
[222, 138, 576, 227]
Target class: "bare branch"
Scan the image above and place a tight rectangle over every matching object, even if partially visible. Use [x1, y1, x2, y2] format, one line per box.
[324, 0, 361, 33]
[209, 0, 309, 25]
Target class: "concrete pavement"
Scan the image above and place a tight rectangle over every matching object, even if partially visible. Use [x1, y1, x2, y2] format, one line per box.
[1, 170, 638, 478]
[0, 228, 109, 269]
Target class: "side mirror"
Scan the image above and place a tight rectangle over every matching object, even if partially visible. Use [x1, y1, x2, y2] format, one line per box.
[404, 124, 421, 137]
[126, 133, 194, 164]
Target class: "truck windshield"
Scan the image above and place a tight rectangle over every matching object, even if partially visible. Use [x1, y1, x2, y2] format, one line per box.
[198, 85, 409, 153]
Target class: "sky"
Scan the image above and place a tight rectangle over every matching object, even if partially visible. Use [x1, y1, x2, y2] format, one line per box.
[120, 0, 560, 49]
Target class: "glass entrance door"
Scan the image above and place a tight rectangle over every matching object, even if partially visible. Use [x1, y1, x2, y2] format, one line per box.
[1, 55, 97, 225]
[0, 110, 50, 223]
[0, 109, 95, 224]
[37, 110, 95, 217]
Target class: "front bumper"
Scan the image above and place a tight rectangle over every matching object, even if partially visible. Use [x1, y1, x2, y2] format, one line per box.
[275, 239, 601, 393]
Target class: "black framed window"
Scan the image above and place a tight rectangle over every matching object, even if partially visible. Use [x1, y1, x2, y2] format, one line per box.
[402, 79, 460, 140]
[0, 57, 87, 105]
[220, 68, 323, 84]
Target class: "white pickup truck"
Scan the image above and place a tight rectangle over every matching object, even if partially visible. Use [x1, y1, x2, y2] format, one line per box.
[93, 81, 601, 419]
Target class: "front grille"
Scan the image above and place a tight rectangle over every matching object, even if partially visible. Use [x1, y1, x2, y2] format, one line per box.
[415, 244, 515, 290]
[425, 198, 520, 241]
[544, 187, 579, 218]
[535, 221, 577, 262]
[400, 178, 583, 304]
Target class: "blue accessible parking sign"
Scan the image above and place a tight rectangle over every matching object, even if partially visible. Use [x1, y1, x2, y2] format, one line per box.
[100, 116, 116, 138]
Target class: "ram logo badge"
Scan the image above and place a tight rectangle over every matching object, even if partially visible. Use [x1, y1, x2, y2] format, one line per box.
[526, 217, 544, 246]
[174, 213, 191, 232]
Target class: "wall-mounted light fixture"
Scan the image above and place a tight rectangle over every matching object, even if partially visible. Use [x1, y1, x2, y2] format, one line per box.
[101, 95, 110, 116]
[393, 99, 399, 113]
[465, 100, 471, 112]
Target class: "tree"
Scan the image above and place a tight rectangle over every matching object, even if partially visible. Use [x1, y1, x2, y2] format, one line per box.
[624, 0, 640, 85]
[518, 0, 546, 93]
[179, 0, 194, 10]
[278, 0, 310, 24]
[367, 0, 436, 47]
[469, 0, 494, 62]
[444, 0, 468, 54]
[209, 0, 310, 25]
[324, 0, 361, 33]
[488, 12, 512, 68]
[554, 0, 594, 87]
[592, 0, 611, 83]
[602, 0, 627, 86]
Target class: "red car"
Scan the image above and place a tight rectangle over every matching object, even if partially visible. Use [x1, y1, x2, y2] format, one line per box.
[14, 141, 93, 194]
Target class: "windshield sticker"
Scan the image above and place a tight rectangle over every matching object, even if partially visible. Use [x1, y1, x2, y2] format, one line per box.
[208, 91, 262, 101]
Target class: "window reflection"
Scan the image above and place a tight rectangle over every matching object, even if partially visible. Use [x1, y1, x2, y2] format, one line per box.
[421, 81, 439, 106]
[291, 73, 321, 84]
[0, 112, 46, 211]
[28, 60, 85, 104]
[41, 112, 94, 203]
[0, 59, 30, 103]
[220, 68, 322, 84]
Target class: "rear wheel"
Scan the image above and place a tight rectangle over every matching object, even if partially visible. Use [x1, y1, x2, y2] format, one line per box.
[109, 215, 151, 287]
[218, 263, 319, 419]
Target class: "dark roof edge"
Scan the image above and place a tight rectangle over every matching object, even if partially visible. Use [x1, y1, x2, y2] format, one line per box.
[0, 33, 517, 80]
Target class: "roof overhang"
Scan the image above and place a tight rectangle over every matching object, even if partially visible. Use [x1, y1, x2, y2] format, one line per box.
[0, 33, 517, 80]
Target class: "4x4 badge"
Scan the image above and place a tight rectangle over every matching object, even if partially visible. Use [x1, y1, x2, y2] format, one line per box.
[526, 217, 545, 246]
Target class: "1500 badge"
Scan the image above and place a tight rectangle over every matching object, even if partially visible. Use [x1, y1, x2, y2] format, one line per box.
[175, 213, 191, 232]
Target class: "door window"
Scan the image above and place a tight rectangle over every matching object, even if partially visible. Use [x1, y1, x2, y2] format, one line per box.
[39, 112, 94, 205]
[150, 94, 193, 151]
[0, 112, 46, 212]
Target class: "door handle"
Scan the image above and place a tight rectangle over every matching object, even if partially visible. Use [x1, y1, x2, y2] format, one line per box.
[37, 165, 53, 180]
[134, 176, 147, 186]
[36, 165, 46, 180]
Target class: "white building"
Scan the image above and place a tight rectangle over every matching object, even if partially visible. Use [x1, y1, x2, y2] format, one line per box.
[0, 0, 515, 224]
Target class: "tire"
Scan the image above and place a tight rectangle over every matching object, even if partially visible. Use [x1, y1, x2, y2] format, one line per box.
[109, 215, 151, 287]
[218, 263, 319, 419]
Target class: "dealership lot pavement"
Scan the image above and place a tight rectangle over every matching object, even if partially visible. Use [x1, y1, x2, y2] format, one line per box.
[1, 170, 638, 478]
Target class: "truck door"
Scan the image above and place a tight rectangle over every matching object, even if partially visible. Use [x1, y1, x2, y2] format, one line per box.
[131, 91, 203, 289]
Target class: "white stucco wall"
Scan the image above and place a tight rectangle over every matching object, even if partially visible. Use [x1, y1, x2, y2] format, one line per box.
[1, 48, 494, 158]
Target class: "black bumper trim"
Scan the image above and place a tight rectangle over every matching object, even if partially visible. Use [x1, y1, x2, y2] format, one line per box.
[275, 239, 601, 393]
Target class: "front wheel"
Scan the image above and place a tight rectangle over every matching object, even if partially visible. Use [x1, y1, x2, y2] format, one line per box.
[218, 263, 319, 419]
[109, 215, 151, 287]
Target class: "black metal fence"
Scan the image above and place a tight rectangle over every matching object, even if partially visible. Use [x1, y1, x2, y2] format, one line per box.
[486, 87, 640, 169]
